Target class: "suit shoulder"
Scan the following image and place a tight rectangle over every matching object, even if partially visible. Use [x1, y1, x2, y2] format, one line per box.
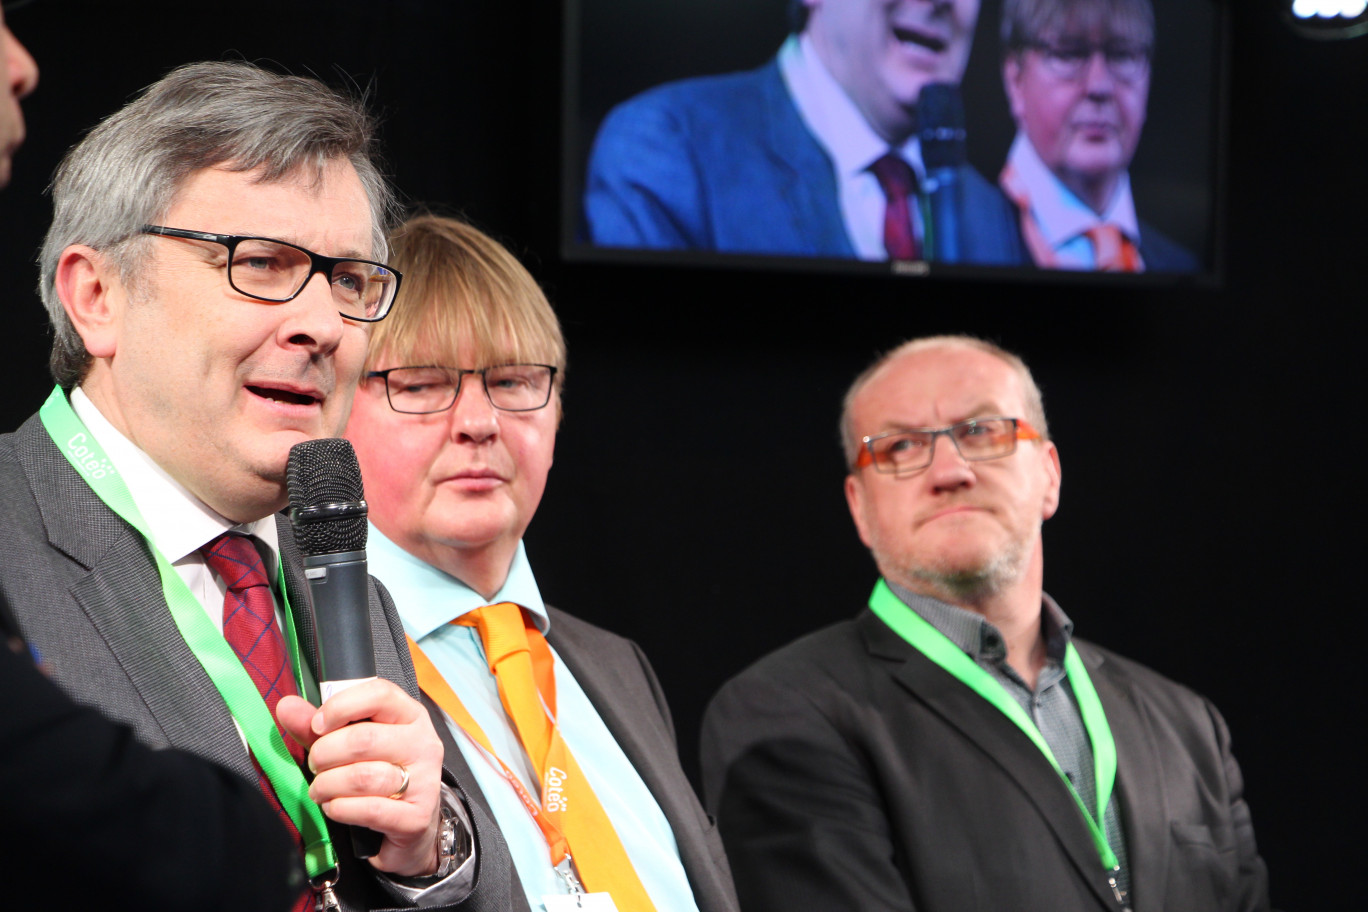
[1077, 638, 1220, 719]
[1138, 218, 1200, 272]
[710, 616, 872, 711]
[595, 61, 783, 143]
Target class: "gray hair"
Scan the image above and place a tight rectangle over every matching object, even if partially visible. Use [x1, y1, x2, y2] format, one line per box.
[38, 60, 400, 387]
[1001, 0, 1155, 55]
[839, 335, 1050, 469]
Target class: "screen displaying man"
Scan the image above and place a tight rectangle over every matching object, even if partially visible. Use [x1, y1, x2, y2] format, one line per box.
[998, 0, 1197, 271]
[0, 61, 501, 911]
[344, 214, 738, 912]
[701, 336, 1269, 911]
[584, 0, 1024, 264]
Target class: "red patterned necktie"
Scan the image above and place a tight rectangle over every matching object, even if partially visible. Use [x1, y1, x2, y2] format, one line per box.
[201, 532, 312, 912]
[870, 152, 921, 261]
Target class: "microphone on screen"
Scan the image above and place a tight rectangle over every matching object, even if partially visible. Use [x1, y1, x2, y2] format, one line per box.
[918, 83, 967, 264]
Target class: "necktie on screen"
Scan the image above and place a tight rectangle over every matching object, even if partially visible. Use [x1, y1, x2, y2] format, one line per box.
[870, 152, 921, 261]
[201, 532, 312, 912]
[1084, 223, 1142, 272]
[1001, 161, 1144, 271]
[456, 602, 657, 910]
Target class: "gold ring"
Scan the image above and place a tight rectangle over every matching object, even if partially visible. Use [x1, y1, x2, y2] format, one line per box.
[387, 763, 410, 800]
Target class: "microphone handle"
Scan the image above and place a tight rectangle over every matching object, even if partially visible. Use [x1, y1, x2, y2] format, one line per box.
[925, 165, 961, 264]
[302, 551, 383, 859]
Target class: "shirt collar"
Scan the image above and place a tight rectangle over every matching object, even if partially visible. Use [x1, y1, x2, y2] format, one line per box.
[366, 526, 549, 640]
[886, 579, 1075, 665]
[778, 33, 924, 181]
[69, 387, 281, 572]
[1007, 132, 1140, 247]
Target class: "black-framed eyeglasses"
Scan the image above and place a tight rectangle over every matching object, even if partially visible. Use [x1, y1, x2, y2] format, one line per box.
[1025, 41, 1151, 83]
[857, 417, 1042, 475]
[368, 364, 558, 414]
[140, 225, 402, 322]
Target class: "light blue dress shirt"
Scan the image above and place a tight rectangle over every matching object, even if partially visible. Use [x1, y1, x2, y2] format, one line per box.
[369, 528, 700, 912]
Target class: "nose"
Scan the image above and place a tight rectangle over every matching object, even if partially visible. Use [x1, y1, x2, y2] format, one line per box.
[5, 27, 39, 101]
[447, 374, 499, 444]
[279, 272, 346, 354]
[925, 430, 975, 493]
[1082, 50, 1116, 98]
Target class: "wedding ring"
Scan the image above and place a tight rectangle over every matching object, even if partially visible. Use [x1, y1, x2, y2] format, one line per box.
[388, 763, 410, 800]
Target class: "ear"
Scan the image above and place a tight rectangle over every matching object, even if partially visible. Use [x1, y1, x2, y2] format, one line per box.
[1040, 440, 1062, 521]
[55, 245, 124, 359]
[1003, 55, 1026, 124]
[844, 472, 875, 550]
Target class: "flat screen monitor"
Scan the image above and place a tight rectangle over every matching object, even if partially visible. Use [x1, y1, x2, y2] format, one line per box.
[562, 0, 1228, 285]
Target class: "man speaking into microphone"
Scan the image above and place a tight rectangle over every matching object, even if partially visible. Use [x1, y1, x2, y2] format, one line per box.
[0, 61, 510, 912]
[585, 0, 1024, 264]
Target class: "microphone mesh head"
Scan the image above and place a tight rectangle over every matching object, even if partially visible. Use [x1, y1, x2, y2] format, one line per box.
[917, 83, 967, 170]
[286, 438, 368, 555]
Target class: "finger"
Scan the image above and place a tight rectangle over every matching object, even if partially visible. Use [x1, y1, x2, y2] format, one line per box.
[306, 759, 409, 802]
[312, 678, 419, 734]
[275, 694, 322, 751]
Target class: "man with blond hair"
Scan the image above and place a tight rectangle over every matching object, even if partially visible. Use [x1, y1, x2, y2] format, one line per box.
[345, 214, 738, 912]
[702, 335, 1269, 911]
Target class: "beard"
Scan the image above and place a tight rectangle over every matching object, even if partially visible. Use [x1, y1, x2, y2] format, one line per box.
[871, 520, 1039, 603]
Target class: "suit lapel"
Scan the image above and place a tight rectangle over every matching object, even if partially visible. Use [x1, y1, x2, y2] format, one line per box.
[756, 62, 856, 257]
[19, 416, 253, 782]
[860, 610, 1121, 911]
[546, 608, 735, 912]
[1080, 643, 1172, 912]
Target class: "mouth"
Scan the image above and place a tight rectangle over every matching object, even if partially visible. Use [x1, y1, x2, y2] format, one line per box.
[246, 384, 322, 407]
[892, 25, 947, 54]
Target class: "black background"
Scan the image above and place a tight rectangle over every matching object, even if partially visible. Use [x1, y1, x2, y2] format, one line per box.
[2, 2, 1363, 908]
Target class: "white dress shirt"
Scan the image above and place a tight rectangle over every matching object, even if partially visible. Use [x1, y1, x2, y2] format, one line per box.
[777, 33, 925, 260]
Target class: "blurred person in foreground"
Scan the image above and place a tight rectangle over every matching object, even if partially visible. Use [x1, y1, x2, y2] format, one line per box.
[0, 59, 513, 912]
[345, 214, 739, 912]
[701, 335, 1269, 911]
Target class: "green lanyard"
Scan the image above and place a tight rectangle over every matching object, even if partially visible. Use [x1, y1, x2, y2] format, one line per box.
[40, 386, 339, 881]
[868, 579, 1120, 873]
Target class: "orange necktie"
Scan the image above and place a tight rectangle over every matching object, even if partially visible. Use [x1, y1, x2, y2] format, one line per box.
[415, 603, 658, 910]
[1084, 223, 1142, 272]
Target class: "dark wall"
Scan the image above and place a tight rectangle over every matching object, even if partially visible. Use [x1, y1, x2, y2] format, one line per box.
[2, 2, 1361, 907]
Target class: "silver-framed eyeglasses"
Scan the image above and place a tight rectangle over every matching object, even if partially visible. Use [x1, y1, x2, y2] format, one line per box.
[857, 417, 1042, 475]
[140, 225, 402, 322]
[368, 364, 558, 414]
[1027, 40, 1151, 83]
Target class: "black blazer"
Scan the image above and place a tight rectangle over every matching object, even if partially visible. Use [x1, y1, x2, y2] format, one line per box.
[0, 412, 512, 912]
[701, 608, 1270, 912]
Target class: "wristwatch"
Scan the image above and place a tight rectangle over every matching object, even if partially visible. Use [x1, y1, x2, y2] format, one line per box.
[433, 800, 468, 879]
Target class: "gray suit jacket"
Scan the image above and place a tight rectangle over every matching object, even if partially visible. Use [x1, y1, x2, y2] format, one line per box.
[424, 606, 739, 912]
[0, 412, 511, 912]
[701, 608, 1270, 912]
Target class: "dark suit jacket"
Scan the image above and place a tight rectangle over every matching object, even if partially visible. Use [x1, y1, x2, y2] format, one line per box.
[701, 608, 1270, 912]
[423, 606, 739, 912]
[1, 615, 303, 909]
[584, 59, 1026, 265]
[0, 412, 511, 912]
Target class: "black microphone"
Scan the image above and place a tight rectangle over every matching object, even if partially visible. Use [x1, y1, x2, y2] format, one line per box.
[286, 437, 382, 859]
[917, 83, 967, 264]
